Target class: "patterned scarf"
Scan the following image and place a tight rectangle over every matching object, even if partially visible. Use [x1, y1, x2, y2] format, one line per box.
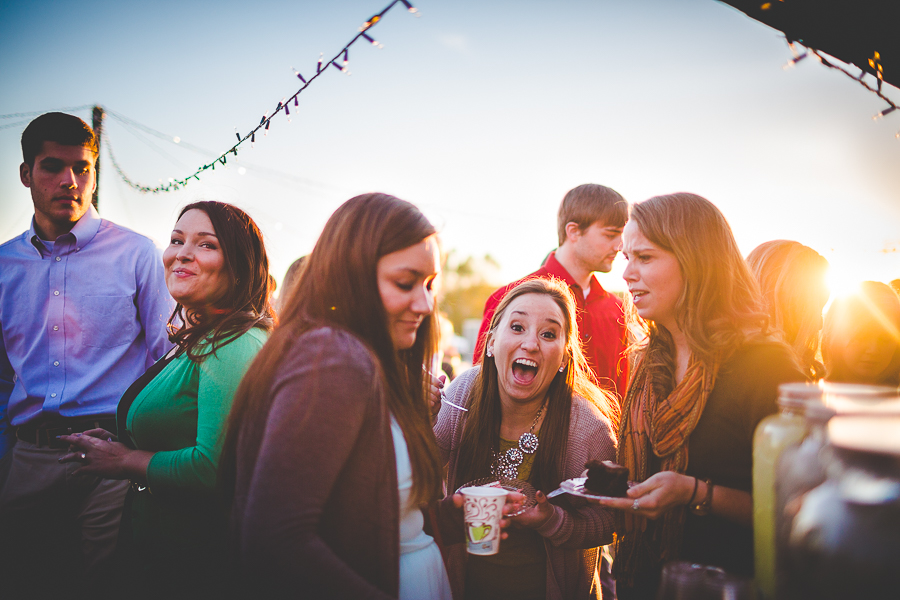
[612, 351, 719, 586]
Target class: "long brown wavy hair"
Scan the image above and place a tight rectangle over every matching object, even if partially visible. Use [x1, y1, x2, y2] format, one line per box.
[625, 193, 771, 398]
[747, 240, 829, 380]
[167, 201, 275, 361]
[219, 193, 443, 506]
[453, 278, 620, 494]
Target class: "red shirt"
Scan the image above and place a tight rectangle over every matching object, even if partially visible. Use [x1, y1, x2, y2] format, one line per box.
[473, 252, 629, 400]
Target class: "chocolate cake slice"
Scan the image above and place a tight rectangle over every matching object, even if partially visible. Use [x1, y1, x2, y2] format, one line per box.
[583, 460, 629, 497]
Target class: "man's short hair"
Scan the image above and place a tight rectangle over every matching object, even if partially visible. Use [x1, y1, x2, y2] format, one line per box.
[21, 112, 98, 167]
[557, 184, 628, 246]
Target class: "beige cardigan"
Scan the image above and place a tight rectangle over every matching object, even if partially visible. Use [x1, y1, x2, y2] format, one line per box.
[434, 367, 618, 600]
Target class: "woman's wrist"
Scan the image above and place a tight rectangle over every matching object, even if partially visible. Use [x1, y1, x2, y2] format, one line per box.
[690, 479, 714, 516]
[685, 476, 700, 506]
[122, 448, 156, 482]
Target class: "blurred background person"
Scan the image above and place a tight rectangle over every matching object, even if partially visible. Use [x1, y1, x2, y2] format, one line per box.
[889, 278, 900, 298]
[822, 280, 900, 386]
[274, 255, 307, 315]
[60, 201, 273, 596]
[435, 277, 620, 600]
[747, 240, 830, 380]
[592, 194, 804, 600]
[221, 194, 451, 599]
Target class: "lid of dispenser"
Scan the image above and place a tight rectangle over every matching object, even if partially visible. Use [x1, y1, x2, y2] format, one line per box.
[828, 416, 900, 456]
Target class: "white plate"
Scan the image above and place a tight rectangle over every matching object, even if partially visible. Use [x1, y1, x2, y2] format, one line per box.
[558, 477, 633, 500]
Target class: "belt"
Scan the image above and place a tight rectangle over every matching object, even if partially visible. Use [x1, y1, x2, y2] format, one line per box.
[15, 416, 117, 449]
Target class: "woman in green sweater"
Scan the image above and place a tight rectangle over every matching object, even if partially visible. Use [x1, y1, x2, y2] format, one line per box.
[60, 201, 274, 595]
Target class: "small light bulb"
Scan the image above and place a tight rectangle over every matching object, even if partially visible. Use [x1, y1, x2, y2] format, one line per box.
[874, 106, 896, 120]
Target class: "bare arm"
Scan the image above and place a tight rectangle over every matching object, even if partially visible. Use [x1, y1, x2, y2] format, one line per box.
[589, 471, 751, 526]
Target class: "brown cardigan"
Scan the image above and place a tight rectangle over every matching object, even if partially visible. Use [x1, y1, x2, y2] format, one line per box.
[231, 327, 400, 599]
[434, 367, 618, 600]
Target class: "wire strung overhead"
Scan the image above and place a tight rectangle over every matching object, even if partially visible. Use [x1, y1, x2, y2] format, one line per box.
[783, 40, 899, 138]
[112, 0, 419, 194]
[101, 122, 343, 194]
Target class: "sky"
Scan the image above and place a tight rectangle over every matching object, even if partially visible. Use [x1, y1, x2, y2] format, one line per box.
[2, 0, 898, 304]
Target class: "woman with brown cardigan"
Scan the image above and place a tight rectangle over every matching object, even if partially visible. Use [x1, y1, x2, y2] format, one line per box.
[220, 194, 451, 599]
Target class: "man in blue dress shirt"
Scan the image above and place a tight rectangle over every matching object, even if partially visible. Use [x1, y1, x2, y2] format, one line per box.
[0, 113, 173, 590]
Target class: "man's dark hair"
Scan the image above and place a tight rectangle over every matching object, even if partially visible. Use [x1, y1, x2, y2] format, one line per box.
[21, 112, 98, 167]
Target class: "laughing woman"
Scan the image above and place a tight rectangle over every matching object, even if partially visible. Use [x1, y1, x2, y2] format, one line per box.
[60, 201, 273, 595]
[434, 277, 620, 600]
[591, 194, 805, 599]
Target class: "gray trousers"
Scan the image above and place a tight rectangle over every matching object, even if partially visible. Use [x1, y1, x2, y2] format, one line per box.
[0, 439, 128, 593]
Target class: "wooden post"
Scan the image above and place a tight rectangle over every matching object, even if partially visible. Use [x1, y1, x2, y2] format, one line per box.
[91, 105, 104, 212]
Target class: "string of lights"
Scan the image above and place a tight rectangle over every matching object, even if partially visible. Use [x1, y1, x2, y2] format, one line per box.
[106, 0, 419, 194]
[105, 107, 216, 156]
[104, 133, 152, 193]
[783, 41, 899, 138]
[102, 126, 343, 195]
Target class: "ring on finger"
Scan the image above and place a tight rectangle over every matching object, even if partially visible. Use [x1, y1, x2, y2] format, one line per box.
[80, 452, 87, 460]
[632, 499, 640, 511]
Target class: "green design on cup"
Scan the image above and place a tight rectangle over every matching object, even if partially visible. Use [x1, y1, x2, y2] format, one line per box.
[468, 523, 492, 542]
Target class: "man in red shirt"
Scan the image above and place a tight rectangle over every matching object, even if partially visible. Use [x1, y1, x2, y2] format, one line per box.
[474, 183, 629, 400]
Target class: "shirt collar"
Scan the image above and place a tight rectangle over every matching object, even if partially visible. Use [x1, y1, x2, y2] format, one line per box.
[27, 219, 47, 256]
[542, 251, 608, 299]
[69, 205, 102, 246]
[28, 205, 102, 254]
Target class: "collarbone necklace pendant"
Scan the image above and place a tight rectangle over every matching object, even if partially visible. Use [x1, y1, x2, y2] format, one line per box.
[491, 401, 546, 479]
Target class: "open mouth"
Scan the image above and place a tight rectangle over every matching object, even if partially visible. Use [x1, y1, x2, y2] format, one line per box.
[512, 358, 538, 384]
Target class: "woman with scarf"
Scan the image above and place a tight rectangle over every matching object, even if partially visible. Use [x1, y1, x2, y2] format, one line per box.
[591, 193, 804, 599]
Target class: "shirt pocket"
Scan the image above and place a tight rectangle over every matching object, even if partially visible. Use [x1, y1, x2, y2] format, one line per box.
[81, 295, 138, 348]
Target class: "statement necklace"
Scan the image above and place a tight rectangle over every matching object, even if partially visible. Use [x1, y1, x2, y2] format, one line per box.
[492, 401, 547, 480]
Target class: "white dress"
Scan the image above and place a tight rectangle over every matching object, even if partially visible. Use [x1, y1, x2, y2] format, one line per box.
[391, 416, 453, 600]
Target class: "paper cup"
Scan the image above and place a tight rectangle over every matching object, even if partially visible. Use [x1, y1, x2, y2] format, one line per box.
[460, 485, 508, 555]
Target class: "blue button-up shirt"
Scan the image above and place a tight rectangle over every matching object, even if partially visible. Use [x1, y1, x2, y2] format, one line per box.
[0, 207, 173, 453]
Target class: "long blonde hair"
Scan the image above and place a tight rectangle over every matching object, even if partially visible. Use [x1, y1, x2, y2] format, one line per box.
[747, 240, 829, 379]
